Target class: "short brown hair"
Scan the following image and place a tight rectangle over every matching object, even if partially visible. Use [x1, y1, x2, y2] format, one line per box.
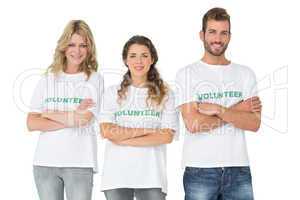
[202, 7, 231, 33]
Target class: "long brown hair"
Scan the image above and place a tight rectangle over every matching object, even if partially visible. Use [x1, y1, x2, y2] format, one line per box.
[118, 35, 168, 107]
[47, 20, 98, 79]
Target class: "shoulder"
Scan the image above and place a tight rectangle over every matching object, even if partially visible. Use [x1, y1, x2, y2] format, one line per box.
[176, 61, 200, 76]
[231, 63, 256, 76]
[105, 84, 120, 94]
[88, 71, 103, 82]
[40, 72, 56, 84]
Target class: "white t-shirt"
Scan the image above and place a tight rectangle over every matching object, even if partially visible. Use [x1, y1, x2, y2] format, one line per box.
[175, 60, 258, 168]
[99, 85, 179, 194]
[30, 71, 103, 172]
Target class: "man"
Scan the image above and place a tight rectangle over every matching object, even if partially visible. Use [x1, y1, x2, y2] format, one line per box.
[175, 7, 262, 200]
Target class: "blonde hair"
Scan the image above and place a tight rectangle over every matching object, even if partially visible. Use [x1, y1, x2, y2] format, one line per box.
[47, 20, 98, 79]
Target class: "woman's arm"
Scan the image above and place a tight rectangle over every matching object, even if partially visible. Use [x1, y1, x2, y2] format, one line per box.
[113, 129, 174, 147]
[42, 110, 93, 128]
[100, 122, 158, 142]
[27, 113, 66, 132]
[41, 99, 95, 127]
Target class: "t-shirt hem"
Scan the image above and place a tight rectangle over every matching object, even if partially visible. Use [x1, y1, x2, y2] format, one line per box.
[101, 184, 167, 194]
[33, 162, 98, 173]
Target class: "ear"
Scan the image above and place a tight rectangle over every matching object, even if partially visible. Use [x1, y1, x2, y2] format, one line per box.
[199, 31, 204, 42]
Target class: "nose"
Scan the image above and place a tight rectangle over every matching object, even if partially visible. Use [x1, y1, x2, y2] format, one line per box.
[214, 34, 222, 43]
[136, 56, 143, 64]
[74, 45, 80, 54]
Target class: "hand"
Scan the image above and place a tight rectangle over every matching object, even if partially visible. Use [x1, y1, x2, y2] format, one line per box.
[197, 103, 223, 116]
[232, 96, 262, 112]
[41, 109, 55, 118]
[77, 98, 95, 112]
[110, 139, 127, 146]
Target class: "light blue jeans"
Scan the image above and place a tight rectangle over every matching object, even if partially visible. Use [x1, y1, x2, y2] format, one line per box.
[104, 188, 166, 200]
[33, 166, 93, 200]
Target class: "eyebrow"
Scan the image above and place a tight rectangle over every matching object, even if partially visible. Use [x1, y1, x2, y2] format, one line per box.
[128, 52, 149, 55]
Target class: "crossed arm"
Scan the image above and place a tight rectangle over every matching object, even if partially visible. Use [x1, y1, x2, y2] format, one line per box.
[100, 123, 174, 147]
[27, 99, 95, 132]
[180, 96, 262, 133]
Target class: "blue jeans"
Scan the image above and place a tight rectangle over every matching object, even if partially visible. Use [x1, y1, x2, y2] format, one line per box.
[33, 166, 93, 200]
[104, 188, 166, 200]
[183, 167, 254, 200]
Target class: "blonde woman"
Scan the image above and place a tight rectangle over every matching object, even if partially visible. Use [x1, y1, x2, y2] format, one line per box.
[99, 35, 178, 200]
[27, 20, 103, 200]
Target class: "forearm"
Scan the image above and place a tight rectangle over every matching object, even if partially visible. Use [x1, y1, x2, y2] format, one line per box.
[27, 114, 66, 132]
[180, 102, 225, 134]
[218, 108, 261, 131]
[184, 114, 224, 133]
[100, 123, 157, 142]
[114, 129, 174, 146]
[42, 111, 92, 127]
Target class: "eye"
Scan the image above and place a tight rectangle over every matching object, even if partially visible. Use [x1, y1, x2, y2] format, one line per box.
[68, 43, 75, 47]
[80, 44, 88, 48]
[142, 54, 149, 58]
[129, 55, 136, 58]
[221, 31, 229, 36]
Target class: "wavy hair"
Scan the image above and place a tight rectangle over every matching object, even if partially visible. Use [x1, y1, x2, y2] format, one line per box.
[118, 35, 168, 107]
[47, 20, 98, 79]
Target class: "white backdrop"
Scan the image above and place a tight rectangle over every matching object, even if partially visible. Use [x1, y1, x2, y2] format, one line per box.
[0, 0, 297, 199]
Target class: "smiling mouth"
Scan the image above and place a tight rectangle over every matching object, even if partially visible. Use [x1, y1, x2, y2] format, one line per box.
[134, 66, 144, 71]
[211, 43, 223, 49]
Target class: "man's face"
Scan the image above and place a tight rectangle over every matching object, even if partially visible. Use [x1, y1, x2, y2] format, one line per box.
[201, 19, 231, 56]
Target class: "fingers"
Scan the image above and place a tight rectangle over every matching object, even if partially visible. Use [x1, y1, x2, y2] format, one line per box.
[252, 105, 262, 112]
[245, 96, 259, 102]
[80, 98, 94, 104]
[78, 103, 95, 110]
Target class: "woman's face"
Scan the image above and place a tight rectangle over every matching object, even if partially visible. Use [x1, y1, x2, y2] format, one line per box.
[65, 33, 88, 68]
[125, 44, 153, 82]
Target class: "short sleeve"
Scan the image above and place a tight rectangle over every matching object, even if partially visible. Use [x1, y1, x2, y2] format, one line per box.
[86, 73, 104, 121]
[99, 86, 118, 124]
[174, 67, 197, 108]
[29, 76, 46, 113]
[160, 90, 180, 140]
[243, 68, 258, 100]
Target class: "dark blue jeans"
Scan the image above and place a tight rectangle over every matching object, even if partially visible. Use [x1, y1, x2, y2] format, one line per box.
[183, 167, 254, 200]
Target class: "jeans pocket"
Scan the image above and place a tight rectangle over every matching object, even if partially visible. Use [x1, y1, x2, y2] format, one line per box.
[239, 167, 251, 175]
[236, 167, 252, 184]
[184, 167, 201, 175]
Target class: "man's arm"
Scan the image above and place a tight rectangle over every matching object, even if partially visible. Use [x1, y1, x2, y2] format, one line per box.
[181, 96, 262, 133]
[218, 108, 261, 132]
[179, 102, 224, 133]
[197, 97, 262, 132]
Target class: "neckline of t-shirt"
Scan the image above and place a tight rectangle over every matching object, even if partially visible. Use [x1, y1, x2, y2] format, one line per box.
[61, 71, 85, 77]
[129, 85, 148, 92]
[129, 85, 148, 90]
[198, 60, 233, 70]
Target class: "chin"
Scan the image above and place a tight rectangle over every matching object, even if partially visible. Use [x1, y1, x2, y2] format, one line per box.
[71, 61, 83, 66]
[132, 73, 147, 79]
